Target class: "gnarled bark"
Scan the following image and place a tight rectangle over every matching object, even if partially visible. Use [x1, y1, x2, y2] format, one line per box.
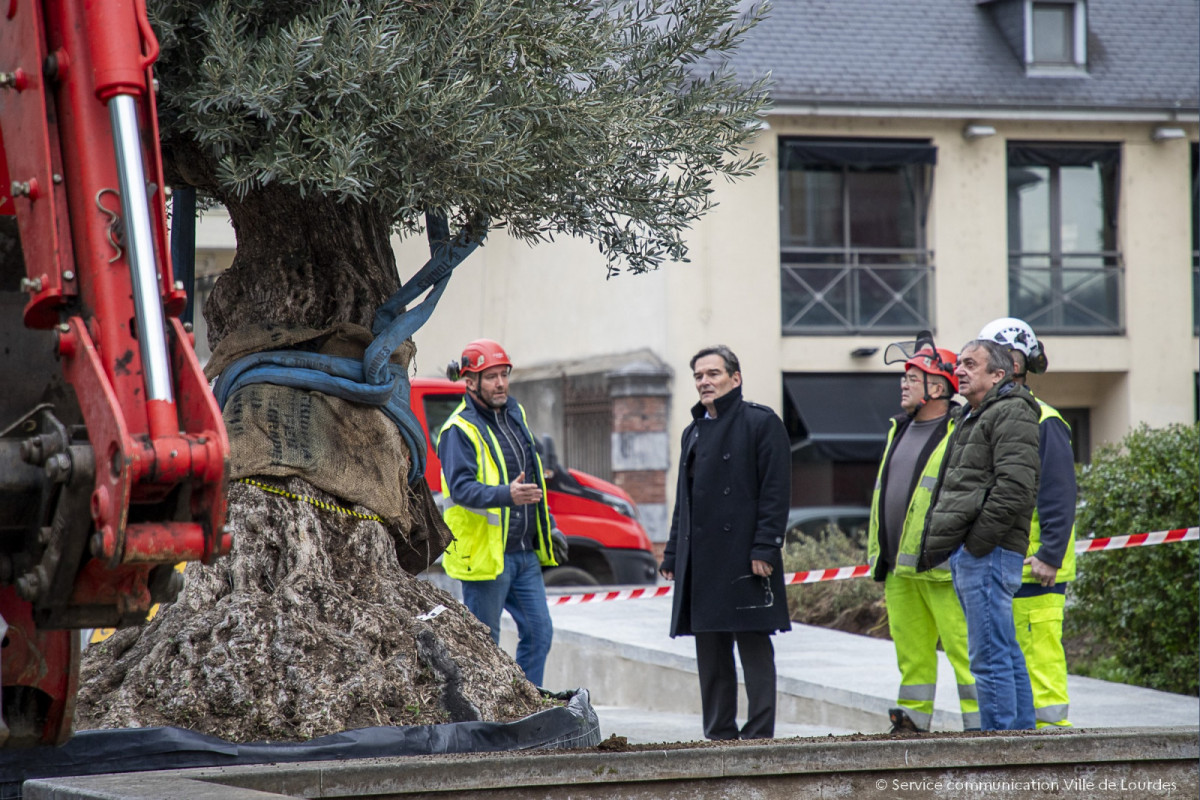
[205, 184, 399, 353]
[78, 480, 544, 741]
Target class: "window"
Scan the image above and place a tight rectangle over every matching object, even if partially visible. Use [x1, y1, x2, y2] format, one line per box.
[1007, 142, 1122, 333]
[1058, 407, 1091, 464]
[779, 139, 935, 334]
[422, 395, 463, 446]
[782, 372, 895, 507]
[1192, 144, 1198, 335]
[1026, 0, 1086, 71]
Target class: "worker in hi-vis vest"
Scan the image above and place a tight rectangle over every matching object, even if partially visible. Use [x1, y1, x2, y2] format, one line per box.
[438, 339, 558, 687]
[868, 333, 978, 732]
[979, 318, 1076, 729]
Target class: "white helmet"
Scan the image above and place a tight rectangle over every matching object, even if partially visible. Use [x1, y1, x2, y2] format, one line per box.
[978, 317, 1047, 374]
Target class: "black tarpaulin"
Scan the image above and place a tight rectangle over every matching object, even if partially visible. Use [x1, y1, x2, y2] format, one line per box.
[0, 689, 601, 799]
[784, 373, 899, 462]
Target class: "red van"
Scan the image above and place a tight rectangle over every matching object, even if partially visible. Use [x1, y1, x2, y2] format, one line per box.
[409, 378, 659, 587]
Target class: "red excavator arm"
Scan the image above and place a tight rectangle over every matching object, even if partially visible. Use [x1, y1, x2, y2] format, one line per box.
[0, 0, 229, 747]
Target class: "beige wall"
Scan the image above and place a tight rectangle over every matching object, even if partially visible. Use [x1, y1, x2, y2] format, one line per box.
[400, 230, 671, 378]
[195, 115, 1199, 515]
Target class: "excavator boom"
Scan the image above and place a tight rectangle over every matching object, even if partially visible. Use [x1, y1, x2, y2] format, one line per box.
[0, 0, 229, 747]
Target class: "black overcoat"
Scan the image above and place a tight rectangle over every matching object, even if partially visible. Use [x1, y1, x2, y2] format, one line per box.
[660, 387, 792, 637]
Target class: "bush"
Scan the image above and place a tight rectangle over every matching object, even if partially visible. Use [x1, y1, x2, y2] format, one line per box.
[1065, 422, 1199, 696]
[782, 526, 888, 638]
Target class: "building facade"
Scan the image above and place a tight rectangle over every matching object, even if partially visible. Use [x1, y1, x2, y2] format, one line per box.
[197, 0, 1200, 545]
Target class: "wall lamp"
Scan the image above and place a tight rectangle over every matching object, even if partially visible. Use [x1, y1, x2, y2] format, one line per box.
[1151, 126, 1187, 142]
[962, 123, 997, 141]
[850, 347, 879, 358]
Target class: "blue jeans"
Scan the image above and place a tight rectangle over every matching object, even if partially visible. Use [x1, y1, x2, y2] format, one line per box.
[460, 551, 553, 687]
[950, 544, 1035, 731]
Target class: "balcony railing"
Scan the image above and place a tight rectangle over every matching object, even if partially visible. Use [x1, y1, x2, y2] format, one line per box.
[1008, 252, 1124, 334]
[781, 247, 934, 334]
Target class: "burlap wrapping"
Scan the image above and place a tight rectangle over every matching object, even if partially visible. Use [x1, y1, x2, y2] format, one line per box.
[206, 322, 451, 571]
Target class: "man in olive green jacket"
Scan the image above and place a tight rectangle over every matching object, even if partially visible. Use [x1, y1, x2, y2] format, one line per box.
[920, 339, 1040, 730]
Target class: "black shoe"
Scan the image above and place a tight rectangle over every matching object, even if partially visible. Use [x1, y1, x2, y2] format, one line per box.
[888, 707, 921, 734]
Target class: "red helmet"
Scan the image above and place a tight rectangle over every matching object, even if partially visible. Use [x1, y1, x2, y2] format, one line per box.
[905, 346, 959, 393]
[458, 338, 512, 375]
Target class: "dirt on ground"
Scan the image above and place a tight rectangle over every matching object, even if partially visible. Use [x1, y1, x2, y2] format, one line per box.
[425, 727, 1077, 760]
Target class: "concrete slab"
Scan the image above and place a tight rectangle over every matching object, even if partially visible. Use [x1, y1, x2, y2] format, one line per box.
[26, 727, 1200, 800]
[497, 588, 1199, 743]
[592, 705, 854, 745]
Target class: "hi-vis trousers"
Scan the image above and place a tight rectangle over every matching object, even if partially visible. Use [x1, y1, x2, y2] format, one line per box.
[1013, 591, 1071, 728]
[885, 572, 980, 730]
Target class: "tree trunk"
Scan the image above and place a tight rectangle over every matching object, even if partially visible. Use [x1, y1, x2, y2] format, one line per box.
[77, 174, 546, 739]
[205, 184, 398, 351]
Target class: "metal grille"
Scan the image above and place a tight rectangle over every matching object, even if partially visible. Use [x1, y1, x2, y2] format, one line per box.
[564, 407, 612, 481]
[1008, 252, 1124, 334]
[563, 375, 612, 480]
[781, 247, 934, 334]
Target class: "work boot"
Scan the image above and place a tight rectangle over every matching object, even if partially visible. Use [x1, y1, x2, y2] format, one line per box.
[888, 707, 920, 734]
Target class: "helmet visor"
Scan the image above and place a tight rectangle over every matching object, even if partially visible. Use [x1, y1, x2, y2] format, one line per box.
[883, 329, 937, 366]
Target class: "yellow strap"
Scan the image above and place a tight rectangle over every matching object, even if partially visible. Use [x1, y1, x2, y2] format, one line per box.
[237, 478, 382, 522]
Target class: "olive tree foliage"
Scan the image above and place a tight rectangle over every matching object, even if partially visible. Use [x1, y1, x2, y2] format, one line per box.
[150, 0, 770, 275]
[75, 1, 774, 739]
[1066, 423, 1199, 696]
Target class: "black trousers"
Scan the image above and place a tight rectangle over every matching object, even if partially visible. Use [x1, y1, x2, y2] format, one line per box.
[694, 630, 777, 740]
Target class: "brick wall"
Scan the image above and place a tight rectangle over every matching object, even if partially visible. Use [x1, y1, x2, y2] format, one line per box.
[609, 367, 671, 542]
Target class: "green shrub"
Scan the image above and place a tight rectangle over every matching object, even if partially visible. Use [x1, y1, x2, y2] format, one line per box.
[782, 525, 887, 637]
[1066, 422, 1199, 696]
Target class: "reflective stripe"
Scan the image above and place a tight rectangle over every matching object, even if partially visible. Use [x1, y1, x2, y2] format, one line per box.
[897, 683, 936, 702]
[462, 505, 502, 527]
[957, 683, 978, 701]
[919, 475, 938, 491]
[961, 711, 982, 730]
[896, 553, 919, 568]
[1036, 703, 1070, 724]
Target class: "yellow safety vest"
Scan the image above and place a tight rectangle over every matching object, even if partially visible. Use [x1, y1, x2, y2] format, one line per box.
[868, 416, 954, 580]
[439, 401, 555, 581]
[1025, 401, 1077, 584]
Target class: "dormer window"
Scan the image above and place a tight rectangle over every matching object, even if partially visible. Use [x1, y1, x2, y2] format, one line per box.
[1026, 0, 1087, 74]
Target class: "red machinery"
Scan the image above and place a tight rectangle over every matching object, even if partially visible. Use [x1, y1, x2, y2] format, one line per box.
[0, 0, 229, 746]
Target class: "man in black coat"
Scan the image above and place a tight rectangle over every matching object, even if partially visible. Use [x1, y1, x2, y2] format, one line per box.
[659, 345, 792, 740]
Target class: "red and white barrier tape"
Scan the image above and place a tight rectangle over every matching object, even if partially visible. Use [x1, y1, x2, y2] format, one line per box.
[548, 526, 1198, 606]
[550, 585, 673, 606]
[1075, 526, 1197, 553]
[785, 564, 872, 586]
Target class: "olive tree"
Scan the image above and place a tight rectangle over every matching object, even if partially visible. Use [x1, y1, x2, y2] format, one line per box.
[78, 0, 770, 741]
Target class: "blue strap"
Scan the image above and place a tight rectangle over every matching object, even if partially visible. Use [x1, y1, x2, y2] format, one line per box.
[213, 214, 484, 488]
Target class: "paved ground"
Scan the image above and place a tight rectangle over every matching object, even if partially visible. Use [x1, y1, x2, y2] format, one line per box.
[499, 586, 1200, 746]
